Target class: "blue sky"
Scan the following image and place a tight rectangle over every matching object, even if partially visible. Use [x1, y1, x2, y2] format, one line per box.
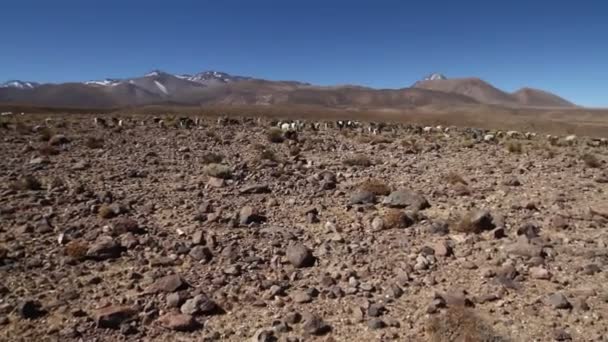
[1, 0, 607, 107]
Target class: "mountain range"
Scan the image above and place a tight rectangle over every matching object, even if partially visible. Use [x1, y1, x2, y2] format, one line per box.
[0, 71, 576, 109]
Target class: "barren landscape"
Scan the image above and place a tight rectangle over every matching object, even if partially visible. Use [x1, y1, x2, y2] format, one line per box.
[1, 112, 607, 341]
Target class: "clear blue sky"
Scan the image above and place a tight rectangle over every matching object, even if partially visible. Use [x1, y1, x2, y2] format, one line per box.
[1, 0, 607, 107]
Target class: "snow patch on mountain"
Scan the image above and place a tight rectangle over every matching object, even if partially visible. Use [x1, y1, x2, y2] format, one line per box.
[0, 80, 40, 89]
[154, 80, 169, 95]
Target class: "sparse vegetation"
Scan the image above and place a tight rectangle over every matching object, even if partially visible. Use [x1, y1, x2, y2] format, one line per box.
[461, 139, 475, 149]
[453, 212, 478, 234]
[267, 128, 284, 143]
[204, 163, 232, 179]
[343, 154, 372, 167]
[64, 240, 88, 260]
[10, 175, 42, 191]
[98, 204, 117, 219]
[260, 149, 278, 162]
[382, 209, 413, 228]
[444, 172, 467, 185]
[582, 153, 601, 168]
[427, 306, 506, 342]
[38, 145, 60, 156]
[85, 137, 104, 149]
[201, 152, 223, 164]
[358, 179, 391, 196]
[507, 141, 523, 154]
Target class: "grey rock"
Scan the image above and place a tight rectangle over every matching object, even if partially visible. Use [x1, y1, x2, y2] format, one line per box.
[286, 243, 314, 268]
[382, 189, 430, 210]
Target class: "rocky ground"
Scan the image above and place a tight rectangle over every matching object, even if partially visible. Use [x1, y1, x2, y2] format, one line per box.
[0, 115, 607, 342]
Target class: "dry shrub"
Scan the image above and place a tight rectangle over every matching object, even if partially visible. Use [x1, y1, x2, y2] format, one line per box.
[453, 212, 478, 234]
[444, 172, 467, 185]
[260, 149, 278, 162]
[427, 306, 507, 342]
[38, 145, 60, 156]
[358, 179, 391, 196]
[10, 175, 42, 191]
[461, 139, 475, 149]
[65, 240, 89, 260]
[267, 128, 284, 143]
[204, 163, 232, 179]
[507, 141, 523, 154]
[85, 137, 104, 149]
[343, 154, 372, 167]
[582, 153, 601, 168]
[382, 209, 414, 228]
[15, 122, 32, 135]
[371, 136, 393, 145]
[98, 205, 116, 219]
[38, 127, 55, 142]
[201, 152, 223, 164]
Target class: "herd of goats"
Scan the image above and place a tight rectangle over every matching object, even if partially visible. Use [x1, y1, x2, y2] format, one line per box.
[1, 110, 607, 146]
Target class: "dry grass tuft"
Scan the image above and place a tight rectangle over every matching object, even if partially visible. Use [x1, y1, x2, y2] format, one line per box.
[507, 141, 523, 154]
[444, 172, 468, 185]
[85, 137, 104, 149]
[382, 209, 414, 228]
[204, 163, 232, 179]
[38, 145, 60, 156]
[358, 179, 391, 196]
[343, 154, 372, 167]
[10, 175, 42, 191]
[98, 205, 117, 219]
[201, 152, 223, 164]
[260, 149, 279, 162]
[427, 305, 508, 342]
[65, 240, 89, 260]
[581, 153, 601, 168]
[267, 128, 284, 143]
[453, 212, 478, 234]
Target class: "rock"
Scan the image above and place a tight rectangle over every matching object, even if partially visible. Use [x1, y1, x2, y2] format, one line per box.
[292, 291, 313, 304]
[302, 314, 331, 336]
[119, 233, 138, 249]
[180, 294, 217, 315]
[349, 190, 376, 205]
[86, 236, 122, 260]
[367, 303, 386, 317]
[371, 217, 385, 231]
[157, 313, 198, 331]
[433, 241, 452, 257]
[367, 318, 386, 330]
[529, 266, 551, 280]
[94, 305, 136, 329]
[252, 328, 276, 342]
[166, 292, 185, 308]
[506, 241, 544, 258]
[382, 189, 430, 210]
[240, 184, 271, 194]
[468, 210, 496, 232]
[111, 218, 141, 234]
[189, 245, 212, 262]
[204, 163, 232, 179]
[18, 300, 46, 319]
[49, 134, 69, 145]
[547, 293, 572, 310]
[240, 206, 267, 225]
[207, 176, 225, 188]
[553, 329, 572, 341]
[191, 231, 204, 245]
[286, 243, 315, 268]
[148, 274, 186, 294]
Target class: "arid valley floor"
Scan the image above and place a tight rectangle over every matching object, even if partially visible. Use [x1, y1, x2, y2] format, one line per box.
[1, 114, 607, 341]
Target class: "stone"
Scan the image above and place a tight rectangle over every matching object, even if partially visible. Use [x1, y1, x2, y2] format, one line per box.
[382, 189, 430, 210]
[349, 190, 376, 205]
[547, 293, 572, 310]
[19, 300, 46, 319]
[189, 246, 212, 262]
[433, 241, 452, 257]
[148, 274, 186, 294]
[292, 291, 313, 304]
[240, 206, 267, 225]
[94, 305, 136, 329]
[367, 303, 385, 317]
[207, 176, 225, 188]
[286, 243, 314, 268]
[180, 294, 217, 315]
[251, 328, 276, 342]
[529, 266, 551, 280]
[367, 318, 386, 330]
[157, 313, 198, 331]
[119, 233, 138, 249]
[86, 236, 122, 260]
[240, 184, 271, 194]
[302, 314, 330, 336]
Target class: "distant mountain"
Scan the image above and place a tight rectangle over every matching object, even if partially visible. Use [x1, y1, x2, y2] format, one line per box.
[0, 70, 576, 109]
[413, 75, 575, 108]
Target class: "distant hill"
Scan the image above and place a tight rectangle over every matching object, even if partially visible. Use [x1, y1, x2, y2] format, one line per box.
[0, 70, 575, 109]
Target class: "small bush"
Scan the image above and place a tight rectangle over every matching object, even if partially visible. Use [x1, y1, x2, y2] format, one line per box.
[343, 154, 372, 167]
[507, 141, 523, 154]
[204, 163, 232, 179]
[383, 209, 414, 228]
[358, 179, 391, 196]
[98, 205, 117, 219]
[260, 149, 278, 162]
[38, 145, 60, 156]
[267, 128, 284, 143]
[85, 137, 104, 149]
[10, 175, 42, 191]
[461, 139, 475, 149]
[65, 240, 88, 260]
[444, 172, 467, 185]
[201, 152, 223, 164]
[582, 153, 601, 168]
[38, 127, 55, 142]
[427, 306, 506, 342]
